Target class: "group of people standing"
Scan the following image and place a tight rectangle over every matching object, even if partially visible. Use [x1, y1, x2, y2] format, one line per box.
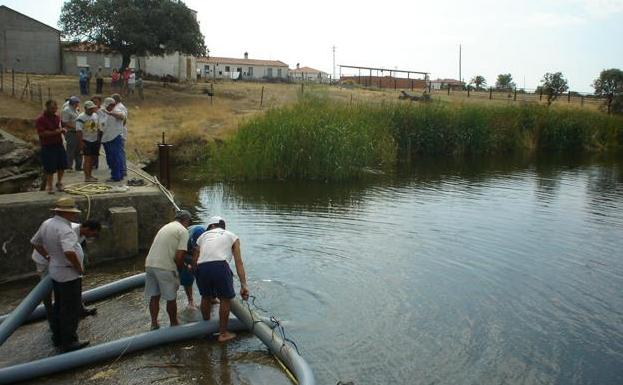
[79, 67, 143, 98]
[35, 93, 128, 194]
[145, 212, 249, 343]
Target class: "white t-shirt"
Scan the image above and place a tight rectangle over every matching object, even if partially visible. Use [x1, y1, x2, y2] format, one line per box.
[115, 103, 128, 139]
[145, 221, 189, 271]
[76, 112, 99, 142]
[61, 105, 79, 129]
[196, 228, 239, 264]
[30, 217, 83, 282]
[100, 108, 125, 143]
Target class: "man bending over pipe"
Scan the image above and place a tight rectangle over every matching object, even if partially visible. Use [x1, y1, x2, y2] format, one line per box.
[193, 216, 249, 342]
[145, 210, 191, 330]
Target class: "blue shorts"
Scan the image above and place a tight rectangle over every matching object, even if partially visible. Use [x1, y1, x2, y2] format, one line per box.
[178, 255, 194, 287]
[196, 261, 235, 299]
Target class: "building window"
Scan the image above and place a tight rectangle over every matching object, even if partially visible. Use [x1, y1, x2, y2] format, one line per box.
[267, 68, 273, 78]
[248, 67, 253, 77]
[204, 65, 210, 74]
[104, 57, 111, 68]
[277, 68, 282, 77]
[225, 66, 230, 72]
[237, 67, 242, 73]
[76, 56, 88, 67]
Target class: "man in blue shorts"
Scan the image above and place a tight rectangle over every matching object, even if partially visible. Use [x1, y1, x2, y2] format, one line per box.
[193, 216, 249, 342]
[179, 224, 206, 308]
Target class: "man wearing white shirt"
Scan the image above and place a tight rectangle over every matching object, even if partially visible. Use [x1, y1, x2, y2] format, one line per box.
[30, 198, 89, 353]
[111, 93, 128, 177]
[100, 97, 125, 181]
[192, 216, 249, 343]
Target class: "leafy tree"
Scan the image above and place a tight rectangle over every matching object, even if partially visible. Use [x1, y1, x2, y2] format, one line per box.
[470, 75, 486, 90]
[593, 68, 623, 114]
[540, 72, 569, 106]
[60, 0, 206, 70]
[495, 73, 515, 91]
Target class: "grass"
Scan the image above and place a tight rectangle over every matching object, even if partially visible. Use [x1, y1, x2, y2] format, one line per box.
[208, 96, 623, 181]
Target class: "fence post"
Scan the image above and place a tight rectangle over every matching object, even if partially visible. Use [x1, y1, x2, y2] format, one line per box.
[12, 69, 15, 96]
[210, 83, 214, 105]
[260, 86, 264, 107]
[157, 132, 172, 189]
[38, 84, 43, 109]
[411, 79, 414, 91]
[0, 65, 3, 93]
[567, 91, 571, 103]
[539, 88, 543, 101]
[489, 87, 493, 100]
[514, 88, 517, 101]
[581, 95, 584, 107]
[467, 87, 470, 97]
[428, 82, 432, 93]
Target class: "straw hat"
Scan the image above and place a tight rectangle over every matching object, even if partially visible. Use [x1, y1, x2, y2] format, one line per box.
[51, 197, 81, 213]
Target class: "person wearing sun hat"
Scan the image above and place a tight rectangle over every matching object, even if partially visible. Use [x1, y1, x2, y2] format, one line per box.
[193, 215, 249, 343]
[30, 197, 90, 353]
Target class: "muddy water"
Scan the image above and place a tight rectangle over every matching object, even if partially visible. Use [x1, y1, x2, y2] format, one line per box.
[1, 153, 623, 385]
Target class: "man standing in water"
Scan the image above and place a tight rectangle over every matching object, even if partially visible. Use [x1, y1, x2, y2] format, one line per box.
[193, 216, 249, 342]
[145, 210, 191, 330]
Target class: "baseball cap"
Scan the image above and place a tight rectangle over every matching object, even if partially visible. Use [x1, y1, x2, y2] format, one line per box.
[208, 216, 224, 226]
[175, 210, 192, 222]
[69, 96, 80, 105]
[83, 100, 96, 110]
[103, 97, 116, 108]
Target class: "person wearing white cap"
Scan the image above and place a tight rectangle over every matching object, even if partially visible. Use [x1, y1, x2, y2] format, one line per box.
[61, 96, 82, 172]
[76, 100, 100, 182]
[144, 210, 192, 330]
[100, 97, 125, 181]
[30, 197, 90, 353]
[193, 216, 249, 342]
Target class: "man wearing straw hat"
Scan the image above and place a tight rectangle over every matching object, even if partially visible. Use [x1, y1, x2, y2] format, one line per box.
[30, 197, 90, 353]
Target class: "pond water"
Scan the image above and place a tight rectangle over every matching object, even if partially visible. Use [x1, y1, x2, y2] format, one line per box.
[1, 153, 622, 385]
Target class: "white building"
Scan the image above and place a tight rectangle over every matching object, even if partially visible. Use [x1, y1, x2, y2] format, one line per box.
[289, 64, 330, 83]
[143, 52, 196, 82]
[197, 53, 289, 81]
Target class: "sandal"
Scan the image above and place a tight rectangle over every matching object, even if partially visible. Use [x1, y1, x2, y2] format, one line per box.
[55, 183, 64, 192]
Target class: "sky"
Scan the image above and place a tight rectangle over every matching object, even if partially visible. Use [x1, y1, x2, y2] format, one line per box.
[1, 0, 622, 92]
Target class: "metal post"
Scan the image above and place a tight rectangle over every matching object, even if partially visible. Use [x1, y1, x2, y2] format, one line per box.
[260, 86, 264, 107]
[568, 91, 571, 103]
[157, 132, 172, 189]
[210, 83, 214, 105]
[12, 69, 15, 96]
[514, 88, 517, 101]
[489, 87, 493, 100]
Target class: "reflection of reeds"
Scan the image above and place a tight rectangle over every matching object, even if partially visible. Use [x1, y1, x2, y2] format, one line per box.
[211, 96, 623, 181]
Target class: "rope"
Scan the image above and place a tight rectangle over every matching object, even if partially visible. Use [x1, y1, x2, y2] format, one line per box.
[64, 182, 118, 220]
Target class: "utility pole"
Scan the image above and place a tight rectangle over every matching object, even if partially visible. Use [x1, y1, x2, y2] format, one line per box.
[332, 45, 336, 83]
[459, 44, 462, 84]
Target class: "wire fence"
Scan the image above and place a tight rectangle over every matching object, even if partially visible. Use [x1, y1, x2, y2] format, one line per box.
[0, 66, 49, 110]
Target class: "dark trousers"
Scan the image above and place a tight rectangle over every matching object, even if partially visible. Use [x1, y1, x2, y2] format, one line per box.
[52, 278, 82, 348]
[96, 78, 103, 94]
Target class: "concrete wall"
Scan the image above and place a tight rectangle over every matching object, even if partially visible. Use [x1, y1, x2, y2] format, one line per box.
[62, 51, 128, 76]
[290, 71, 330, 83]
[0, 6, 60, 74]
[198, 62, 289, 81]
[0, 188, 174, 282]
[144, 53, 196, 82]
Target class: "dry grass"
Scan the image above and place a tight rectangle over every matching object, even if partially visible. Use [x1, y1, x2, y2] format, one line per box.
[0, 73, 610, 165]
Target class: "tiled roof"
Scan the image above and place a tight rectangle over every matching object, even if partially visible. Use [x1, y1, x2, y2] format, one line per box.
[197, 56, 288, 67]
[290, 66, 327, 74]
[62, 42, 116, 53]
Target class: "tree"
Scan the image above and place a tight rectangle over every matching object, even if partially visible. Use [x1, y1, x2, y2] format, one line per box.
[540, 72, 569, 106]
[495, 73, 515, 91]
[470, 75, 486, 90]
[593, 68, 623, 114]
[60, 0, 206, 71]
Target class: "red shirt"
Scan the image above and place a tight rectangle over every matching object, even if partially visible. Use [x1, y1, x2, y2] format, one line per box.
[36, 112, 62, 146]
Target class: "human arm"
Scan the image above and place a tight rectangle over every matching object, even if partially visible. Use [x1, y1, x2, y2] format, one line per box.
[31, 229, 50, 260]
[104, 109, 126, 120]
[192, 247, 199, 271]
[232, 239, 249, 300]
[36, 118, 66, 138]
[64, 251, 83, 274]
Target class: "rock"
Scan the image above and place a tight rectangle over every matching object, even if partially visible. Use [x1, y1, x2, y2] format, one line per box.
[0, 129, 39, 193]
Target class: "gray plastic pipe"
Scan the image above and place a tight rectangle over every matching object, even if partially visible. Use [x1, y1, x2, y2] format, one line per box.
[0, 275, 52, 346]
[0, 273, 146, 325]
[0, 318, 247, 384]
[230, 299, 316, 385]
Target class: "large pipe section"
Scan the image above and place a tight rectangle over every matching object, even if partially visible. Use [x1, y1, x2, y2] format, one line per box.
[0, 276, 52, 345]
[0, 319, 246, 384]
[0, 273, 146, 325]
[230, 299, 316, 385]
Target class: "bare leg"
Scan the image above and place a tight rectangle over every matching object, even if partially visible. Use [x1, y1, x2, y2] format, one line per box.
[45, 174, 54, 193]
[200, 296, 213, 321]
[166, 300, 178, 326]
[183, 285, 194, 307]
[83, 155, 93, 179]
[217, 298, 236, 342]
[56, 170, 64, 185]
[149, 295, 160, 329]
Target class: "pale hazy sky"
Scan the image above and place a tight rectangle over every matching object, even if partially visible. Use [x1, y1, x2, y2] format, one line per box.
[2, 0, 622, 92]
